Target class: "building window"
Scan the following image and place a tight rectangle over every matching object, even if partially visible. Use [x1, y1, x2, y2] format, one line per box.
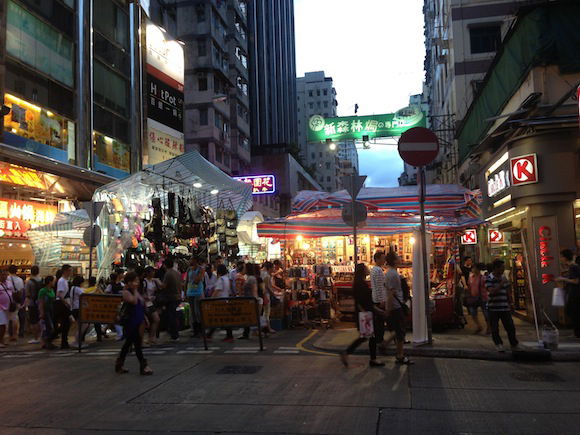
[324, 113, 328, 117]
[199, 108, 208, 125]
[325, 162, 330, 170]
[196, 4, 205, 22]
[198, 77, 208, 91]
[93, 131, 130, 173]
[317, 102, 321, 107]
[326, 176, 331, 182]
[319, 152, 322, 158]
[198, 40, 207, 57]
[309, 102, 313, 109]
[93, 61, 129, 116]
[470, 25, 501, 54]
[323, 89, 328, 96]
[311, 152, 315, 159]
[93, 0, 129, 49]
[309, 91, 313, 97]
[323, 101, 328, 108]
[6, 1, 74, 87]
[317, 90, 320, 96]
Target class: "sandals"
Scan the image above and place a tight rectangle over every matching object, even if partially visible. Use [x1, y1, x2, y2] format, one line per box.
[396, 356, 414, 365]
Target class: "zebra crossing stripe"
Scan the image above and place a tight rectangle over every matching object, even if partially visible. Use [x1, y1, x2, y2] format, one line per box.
[225, 350, 258, 354]
[233, 347, 260, 350]
[274, 350, 300, 354]
[177, 350, 213, 355]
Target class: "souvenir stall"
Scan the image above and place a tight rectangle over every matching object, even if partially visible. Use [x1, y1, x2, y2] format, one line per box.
[92, 151, 253, 278]
[258, 185, 483, 327]
[27, 209, 94, 277]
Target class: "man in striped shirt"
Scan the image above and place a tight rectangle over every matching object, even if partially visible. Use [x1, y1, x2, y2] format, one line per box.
[370, 251, 387, 347]
[485, 259, 519, 352]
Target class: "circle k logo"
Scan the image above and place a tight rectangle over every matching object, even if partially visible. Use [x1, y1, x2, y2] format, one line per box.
[510, 154, 538, 186]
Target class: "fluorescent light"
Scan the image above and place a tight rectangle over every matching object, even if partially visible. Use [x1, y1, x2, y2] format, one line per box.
[193, 182, 202, 188]
[177, 40, 185, 46]
[493, 194, 512, 208]
[210, 189, 219, 195]
[485, 152, 509, 177]
[491, 208, 528, 226]
[485, 207, 516, 222]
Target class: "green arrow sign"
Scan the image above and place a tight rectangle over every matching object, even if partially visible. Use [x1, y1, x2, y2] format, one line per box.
[307, 106, 426, 142]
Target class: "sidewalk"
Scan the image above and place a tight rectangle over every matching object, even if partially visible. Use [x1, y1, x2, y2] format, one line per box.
[313, 317, 580, 361]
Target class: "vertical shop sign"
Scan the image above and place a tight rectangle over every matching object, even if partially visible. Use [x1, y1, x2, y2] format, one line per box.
[144, 21, 184, 166]
[532, 216, 559, 284]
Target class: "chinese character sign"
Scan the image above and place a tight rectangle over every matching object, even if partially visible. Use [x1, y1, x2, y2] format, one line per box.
[233, 175, 276, 195]
[307, 106, 426, 142]
[0, 198, 57, 238]
[146, 119, 184, 166]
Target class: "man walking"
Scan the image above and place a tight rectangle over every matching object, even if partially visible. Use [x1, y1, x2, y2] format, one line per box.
[55, 265, 73, 349]
[163, 258, 183, 341]
[24, 266, 43, 344]
[485, 259, 519, 352]
[186, 257, 204, 338]
[370, 251, 387, 350]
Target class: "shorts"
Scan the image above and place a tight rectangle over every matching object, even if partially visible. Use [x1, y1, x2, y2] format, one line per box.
[468, 300, 488, 319]
[27, 305, 40, 324]
[386, 308, 406, 342]
[0, 309, 7, 326]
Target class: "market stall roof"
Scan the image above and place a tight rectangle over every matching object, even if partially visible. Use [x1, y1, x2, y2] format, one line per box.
[93, 151, 253, 216]
[237, 211, 264, 245]
[291, 184, 481, 218]
[258, 185, 483, 239]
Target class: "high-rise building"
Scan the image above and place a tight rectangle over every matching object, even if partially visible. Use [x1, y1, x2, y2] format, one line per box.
[424, 0, 528, 183]
[159, 0, 251, 176]
[248, 0, 298, 149]
[296, 71, 339, 192]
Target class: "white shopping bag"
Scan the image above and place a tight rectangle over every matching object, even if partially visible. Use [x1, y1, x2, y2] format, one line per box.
[552, 287, 566, 307]
[358, 311, 374, 338]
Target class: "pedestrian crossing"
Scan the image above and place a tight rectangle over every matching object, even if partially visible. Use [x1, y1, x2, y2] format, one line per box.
[0, 345, 303, 359]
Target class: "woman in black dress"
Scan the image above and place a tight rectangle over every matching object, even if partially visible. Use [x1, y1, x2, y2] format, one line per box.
[340, 263, 386, 368]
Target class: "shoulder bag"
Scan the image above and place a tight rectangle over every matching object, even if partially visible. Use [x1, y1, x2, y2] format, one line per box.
[1, 283, 17, 312]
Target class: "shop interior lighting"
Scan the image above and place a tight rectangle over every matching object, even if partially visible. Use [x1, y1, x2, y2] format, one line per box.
[5, 94, 41, 112]
[193, 182, 202, 188]
[493, 194, 512, 208]
[409, 236, 416, 245]
[575, 214, 580, 219]
[296, 235, 303, 241]
[303, 243, 310, 250]
[491, 208, 528, 226]
[485, 207, 516, 222]
[485, 152, 509, 177]
[177, 40, 185, 46]
[210, 189, 219, 195]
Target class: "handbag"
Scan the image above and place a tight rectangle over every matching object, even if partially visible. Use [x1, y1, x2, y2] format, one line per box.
[393, 293, 410, 316]
[552, 287, 566, 307]
[1, 284, 17, 312]
[358, 311, 374, 338]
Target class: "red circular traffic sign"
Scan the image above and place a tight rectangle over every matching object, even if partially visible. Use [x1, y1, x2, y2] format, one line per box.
[398, 127, 439, 167]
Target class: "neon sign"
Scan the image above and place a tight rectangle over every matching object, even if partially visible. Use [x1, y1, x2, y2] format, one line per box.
[234, 175, 276, 195]
[0, 199, 57, 238]
[0, 163, 47, 190]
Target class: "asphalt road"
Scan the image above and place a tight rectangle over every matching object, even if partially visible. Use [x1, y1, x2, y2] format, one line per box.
[1, 330, 579, 434]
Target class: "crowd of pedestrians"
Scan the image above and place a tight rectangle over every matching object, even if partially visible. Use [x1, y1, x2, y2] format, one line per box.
[0, 257, 285, 368]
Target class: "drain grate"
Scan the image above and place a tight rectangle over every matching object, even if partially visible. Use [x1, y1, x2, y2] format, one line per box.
[510, 371, 564, 382]
[217, 365, 263, 375]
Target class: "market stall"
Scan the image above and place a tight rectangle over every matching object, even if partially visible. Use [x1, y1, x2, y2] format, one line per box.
[91, 151, 253, 278]
[258, 185, 483, 327]
[237, 211, 281, 263]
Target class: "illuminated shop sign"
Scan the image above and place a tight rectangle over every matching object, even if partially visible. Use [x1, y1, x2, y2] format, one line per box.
[485, 153, 510, 198]
[0, 199, 57, 238]
[488, 229, 504, 244]
[0, 162, 47, 190]
[510, 154, 538, 186]
[460, 229, 477, 245]
[234, 175, 276, 195]
[533, 216, 559, 285]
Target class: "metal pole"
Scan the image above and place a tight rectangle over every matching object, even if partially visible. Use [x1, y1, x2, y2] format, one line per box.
[419, 167, 432, 344]
[351, 175, 358, 265]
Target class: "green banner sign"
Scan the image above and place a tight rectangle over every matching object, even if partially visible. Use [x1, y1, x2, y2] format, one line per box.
[307, 106, 426, 142]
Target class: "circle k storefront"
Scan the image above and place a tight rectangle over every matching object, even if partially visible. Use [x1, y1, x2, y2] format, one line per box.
[475, 130, 580, 322]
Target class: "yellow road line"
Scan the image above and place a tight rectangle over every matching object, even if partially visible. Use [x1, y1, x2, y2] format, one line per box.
[296, 330, 338, 356]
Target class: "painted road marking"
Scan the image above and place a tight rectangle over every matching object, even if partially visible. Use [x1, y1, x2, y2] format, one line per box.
[225, 350, 258, 354]
[274, 350, 300, 354]
[177, 350, 214, 355]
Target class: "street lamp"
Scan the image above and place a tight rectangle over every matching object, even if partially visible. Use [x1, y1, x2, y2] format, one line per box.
[326, 138, 336, 151]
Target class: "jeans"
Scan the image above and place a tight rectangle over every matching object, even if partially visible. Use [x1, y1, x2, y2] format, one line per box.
[488, 311, 518, 346]
[187, 296, 202, 335]
[53, 301, 70, 347]
[118, 326, 144, 364]
[166, 300, 179, 339]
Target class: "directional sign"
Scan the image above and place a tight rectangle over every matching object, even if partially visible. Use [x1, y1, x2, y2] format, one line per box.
[460, 229, 478, 245]
[510, 154, 538, 186]
[488, 229, 504, 244]
[342, 175, 366, 199]
[398, 127, 439, 167]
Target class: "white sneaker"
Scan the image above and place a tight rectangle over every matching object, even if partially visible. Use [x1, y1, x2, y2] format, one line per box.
[28, 339, 40, 344]
[495, 344, 505, 352]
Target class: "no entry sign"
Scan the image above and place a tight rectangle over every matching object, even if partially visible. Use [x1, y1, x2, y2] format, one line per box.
[398, 127, 439, 167]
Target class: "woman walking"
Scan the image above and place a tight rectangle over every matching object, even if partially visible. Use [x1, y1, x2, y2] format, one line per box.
[143, 266, 162, 344]
[341, 263, 386, 367]
[466, 263, 489, 334]
[115, 272, 153, 375]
